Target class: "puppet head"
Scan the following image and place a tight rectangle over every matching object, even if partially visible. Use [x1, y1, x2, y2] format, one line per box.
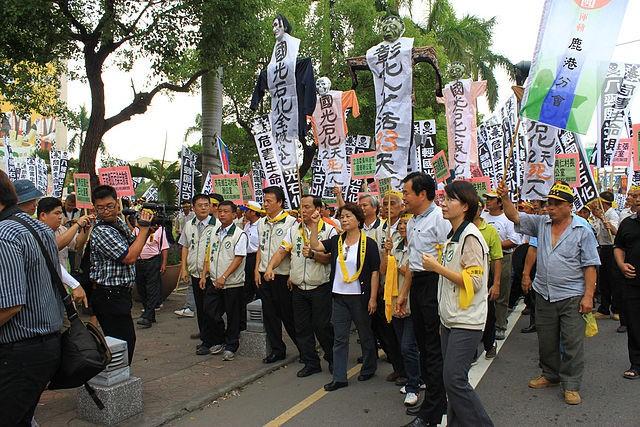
[448, 62, 466, 80]
[272, 14, 292, 41]
[381, 14, 405, 42]
[316, 77, 332, 96]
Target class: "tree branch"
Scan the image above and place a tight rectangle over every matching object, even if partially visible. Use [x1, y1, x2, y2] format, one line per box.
[55, 0, 89, 40]
[104, 69, 208, 131]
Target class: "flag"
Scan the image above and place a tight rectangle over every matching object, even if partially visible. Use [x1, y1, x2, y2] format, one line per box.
[520, 0, 629, 134]
[216, 136, 231, 174]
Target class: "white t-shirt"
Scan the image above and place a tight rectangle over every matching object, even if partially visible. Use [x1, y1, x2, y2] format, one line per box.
[482, 211, 520, 254]
[332, 240, 362, 295]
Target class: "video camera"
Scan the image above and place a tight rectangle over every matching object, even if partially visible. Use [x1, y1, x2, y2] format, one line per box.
[122, 203, 180, 227]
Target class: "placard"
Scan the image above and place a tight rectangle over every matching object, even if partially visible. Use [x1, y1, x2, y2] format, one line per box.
[351, 151, 377, 180]
[211, 174, 243, 205]
[554, 153, 580, 187]
[468, 176, 491, 197]
[612, 138, 632, 167]
[97, 166, 135, 197]
[377, 177, 393, 196]
[73, 173, 93, 209]
[432, 150, 450, 183]
[241, 175, 254, 201]
[634, 124, 640, 171]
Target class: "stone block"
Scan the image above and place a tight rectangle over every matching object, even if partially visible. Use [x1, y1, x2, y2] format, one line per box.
[77, 376, 143, 425]
[246, 299, 265, 333]
[237, 330, 270, 358]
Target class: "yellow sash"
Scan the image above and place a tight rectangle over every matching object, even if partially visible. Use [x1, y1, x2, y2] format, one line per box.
[384, 254, 399, 322]
[300, 220, 324, 245]
[337, 231, 367, 283]
[460, 265, 483, 309]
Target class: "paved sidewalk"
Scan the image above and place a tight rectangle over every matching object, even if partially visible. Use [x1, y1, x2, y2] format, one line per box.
[35, 293, 296, 426]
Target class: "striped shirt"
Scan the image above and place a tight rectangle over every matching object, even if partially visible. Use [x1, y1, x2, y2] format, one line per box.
[90, 218, 136, 287]
[0, 208, 64, 344]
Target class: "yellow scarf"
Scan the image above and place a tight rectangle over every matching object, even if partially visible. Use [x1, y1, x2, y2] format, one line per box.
[337, 231, 367, 283]
[459, 265, 483, 309]
[384, 254, 399, 322]
[300, 220, 324, 245]
[268, 211, 289, 223]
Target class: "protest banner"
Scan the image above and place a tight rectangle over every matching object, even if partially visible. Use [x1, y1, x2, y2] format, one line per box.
[179, 146, 198, 202]
[377, 178, 392, 196]
[344, 135, 371, 203]
[73, 173, 93, 209]
[468, 176, 491, 197]
[211, 174, 243, 205]
[432, 150, 450, 183]
[368, 180, 380, 194]
[201, 171, 212, 194]
[98, 166, 135, 197]
[142, 185, 158, 201]
[351, 151, 377, 180]
[241, 175, 253, 201]
[633, 124, 640, 172]
[612, 138, 632, 167]
[410, 120, 437, 177]
[555, 153, 580, 186]
[521, 0, 629, 134]
[522, 120, 560, 200]
[251, 161, 265, 204]
[49, 150, 69, 198]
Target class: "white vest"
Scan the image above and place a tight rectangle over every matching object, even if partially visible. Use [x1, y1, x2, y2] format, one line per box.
[289, 222, 334, 289]
[438, 222, 489, 330]
[184, 216, 220, 277]
[208, 224, 246, 288]
[257, 213, 297, 275]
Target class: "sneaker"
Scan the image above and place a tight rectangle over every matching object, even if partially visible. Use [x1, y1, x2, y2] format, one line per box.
[400, 383, 426, 394]
[174, 307, 195, 318]
[404, 392, 419, 407]
[495, 330, 506, 340]
[196, 345, 211, 355]
[210, 344, 225, 355]
[564, 390, 581, 405]
[528, 375, 559, 389]
[222, 350, 235, 361]
[485, 344, 497, 359]
[155, 304, 163, 311]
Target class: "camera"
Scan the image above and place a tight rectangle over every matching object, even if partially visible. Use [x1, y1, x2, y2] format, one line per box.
[123, 203, 180, 227]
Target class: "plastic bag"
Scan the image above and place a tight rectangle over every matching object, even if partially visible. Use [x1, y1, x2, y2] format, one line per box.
[583, 312, 598, 337]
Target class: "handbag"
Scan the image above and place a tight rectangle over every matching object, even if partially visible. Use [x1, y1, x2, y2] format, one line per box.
[10, 216, 112, 408]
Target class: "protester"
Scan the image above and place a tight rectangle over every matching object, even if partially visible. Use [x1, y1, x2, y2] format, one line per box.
[178, 194, 221, 353]
[308, 203, 380, 391]
[175, 199, 195, 237]
[240, 201, 263, 330]
[134, 217, 169, 328]
[255, 186, 300, 363]
[421, 180, 493, 426]
[498, 180, 600, 405]
[200, 201, 248, 361]
[265, 195, 336, 377]
[90, 185, 153, 363]
[400, 172, 449, 427]
[359, 193, 384, 240]
[0, 171, 67, 426]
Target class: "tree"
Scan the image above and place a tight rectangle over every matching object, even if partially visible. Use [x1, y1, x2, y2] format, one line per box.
[130, 160, 180, 204]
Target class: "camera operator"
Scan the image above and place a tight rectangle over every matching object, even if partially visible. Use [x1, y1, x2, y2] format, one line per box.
[90, 185, 154, 364]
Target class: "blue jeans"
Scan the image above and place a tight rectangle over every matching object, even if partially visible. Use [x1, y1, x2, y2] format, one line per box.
[392, 316, 421, 393]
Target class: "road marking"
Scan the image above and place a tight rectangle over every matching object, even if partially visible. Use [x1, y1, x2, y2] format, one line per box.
[263, 363, 362, 427]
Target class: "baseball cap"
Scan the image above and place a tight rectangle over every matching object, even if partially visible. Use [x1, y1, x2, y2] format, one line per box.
[547, 182, 574, 203]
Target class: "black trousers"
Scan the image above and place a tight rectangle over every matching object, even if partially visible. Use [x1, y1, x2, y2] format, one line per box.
[197, 278, 224, 347]
[597, 245, 618, 315]
[92, 286, 136, 364]
[260, 273, 300, 357]
[241, 253, 257, 330]
[135, 255, 162, 321]
[191, 276, 209, 342]
[371, 293, 405, 375]
[292, 284, 334, 369]
[203, 283, 243, 352]
[0, 334, 61, 426]
[410, 271, 447, 424]
[623, 283, 640, 370]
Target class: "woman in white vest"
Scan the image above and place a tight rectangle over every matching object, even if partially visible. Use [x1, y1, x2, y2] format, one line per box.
[421, 180, 493, 426]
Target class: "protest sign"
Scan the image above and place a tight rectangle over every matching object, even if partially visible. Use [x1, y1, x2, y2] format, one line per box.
[201, 171, 212, 194]
[241, 175, 253, 201]
[468, 176, 491, 197]
[555, 153, 580, 187]
[368, 181, 380, 194]
[211, 174, 243, 204]
[98, 166, 135, 197]
[344, 135, 371, 203]
[612, 138, 632, 167]
[377, 177, 393, 196]
[179, 146, 198, 202]
[73, 173, 93, 209]
[634, 124, 640, 171]
[351, 151, 377, 180]
[432, 150, 450, 183]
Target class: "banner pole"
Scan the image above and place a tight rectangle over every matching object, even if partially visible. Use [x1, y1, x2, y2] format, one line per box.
[500, 85, 524, 190]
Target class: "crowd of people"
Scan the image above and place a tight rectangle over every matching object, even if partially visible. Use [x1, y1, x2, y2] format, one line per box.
[2, 168, 640, 426]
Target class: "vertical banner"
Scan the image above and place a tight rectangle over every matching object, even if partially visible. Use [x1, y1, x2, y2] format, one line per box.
[366, 36, 414, 187]
[49, 150, 69, 198]
[344, 135, 371, 204]
[179, 146, 197, 202]
[5, 142, 17, 181]
[35, 157, 48, 195]
[73, 173, 93, 209]
[201, 171, 212, 194]
[557, 132, 598, 209]
[98, 166, 135, 197]
[132, 177, 143, 191]
[310, 153, 325, 197]
[522, 120, 560, 200]
[487, 116, 505, 189]
[521, 0, 629, 134]
[411, 120, 436, 177]
[477, 122, 495, 186]
[439, 79, 486, 179]
[142, 185, 159, 201]
[241, 175, 254, 201]
[25, 157, 37, 188]
[251, 161, 265, 205]
[591, 62, 640, 166]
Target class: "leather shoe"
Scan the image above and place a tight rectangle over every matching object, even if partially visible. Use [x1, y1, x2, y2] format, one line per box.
[297, 366, 322, 378]
[323, 381, 348, 391]
[137, 318, 152, 328]
[406, 405, 422, 416]
[262, 353, 285, 364]
[357, 373, 374, 381]
[401, 416, 431, 426]
[521, 324, 536, 333]
[357, 356, 363, 363]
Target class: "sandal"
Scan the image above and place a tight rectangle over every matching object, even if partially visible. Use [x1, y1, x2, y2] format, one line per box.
[623, 368, 640, 380]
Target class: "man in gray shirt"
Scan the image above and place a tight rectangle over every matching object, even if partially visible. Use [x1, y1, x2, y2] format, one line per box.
[498, 180, 599, 406]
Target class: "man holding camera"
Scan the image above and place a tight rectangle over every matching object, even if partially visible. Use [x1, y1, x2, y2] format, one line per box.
[90, 185, 154, 364]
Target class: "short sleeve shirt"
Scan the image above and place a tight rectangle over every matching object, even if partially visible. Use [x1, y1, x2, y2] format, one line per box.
[90, 219, 136, 287]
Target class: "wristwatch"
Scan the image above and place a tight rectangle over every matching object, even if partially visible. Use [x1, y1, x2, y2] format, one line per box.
[310, 250, 315, 260]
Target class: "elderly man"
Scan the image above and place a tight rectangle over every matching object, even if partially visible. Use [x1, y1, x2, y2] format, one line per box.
[497, 180, 599, 405]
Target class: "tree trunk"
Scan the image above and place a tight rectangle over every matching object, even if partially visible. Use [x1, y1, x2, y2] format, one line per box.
[201, 68, 223, 175]
[79, 53, 107, 186]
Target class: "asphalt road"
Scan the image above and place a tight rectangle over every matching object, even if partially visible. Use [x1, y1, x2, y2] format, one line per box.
[169, 306, 638, 427]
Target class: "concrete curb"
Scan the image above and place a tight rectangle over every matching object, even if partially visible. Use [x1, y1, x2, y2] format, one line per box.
[143, 355, 298, 426]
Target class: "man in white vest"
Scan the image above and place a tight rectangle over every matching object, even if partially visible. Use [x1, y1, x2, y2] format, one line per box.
[265, 195, 336, 377]
[200, 201, 247, 361]
[255, 186, 300, 363]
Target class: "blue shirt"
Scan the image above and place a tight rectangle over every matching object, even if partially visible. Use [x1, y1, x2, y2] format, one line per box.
[515, 213, 600, 302]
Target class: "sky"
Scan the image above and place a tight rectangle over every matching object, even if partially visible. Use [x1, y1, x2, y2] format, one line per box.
[65, 0, 640, 162]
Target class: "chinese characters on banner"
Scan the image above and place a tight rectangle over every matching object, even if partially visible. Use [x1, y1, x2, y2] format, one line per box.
[477, 122, 495, 187]
[521, 0, 629, 134]
[267, 32, 301, 172]
[366, 36, 414, 187]
[468, 176, 491, 197]
[241, 175, 253, 201]
[438, 79, 486, 179]
[201, 171, 213, 194]
[179, 146, 198, 202]
[49, 150, 69, 198]
[555, 153, 580, 186]
[310, 154, 325, 198]
[556, 132, 598, 210]
[612, 138, 632, 167]
[522, 121, 559, 200]
[73, 173, 93, 209]
[211, 174, 243, 205]
[252, 161, 265, 205]
[432, 150, 450, 184]
[344, 135, 371, 203]
[409, 120, 436, 177]
[487, 116, 505, 189]
[98, 166, 135, 197]
[351, 151, 377, 180]
[590, 62, 640, 166]
[142, 185, 158, 201]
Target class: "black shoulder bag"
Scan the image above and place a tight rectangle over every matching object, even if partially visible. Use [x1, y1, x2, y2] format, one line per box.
[10, 216, 112, 408]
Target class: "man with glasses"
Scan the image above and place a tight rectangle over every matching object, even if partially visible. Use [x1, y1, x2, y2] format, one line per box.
[90, 185, 153, 364]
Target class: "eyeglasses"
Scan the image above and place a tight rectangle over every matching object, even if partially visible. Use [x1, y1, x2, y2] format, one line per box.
[95, 203, 117, 213]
